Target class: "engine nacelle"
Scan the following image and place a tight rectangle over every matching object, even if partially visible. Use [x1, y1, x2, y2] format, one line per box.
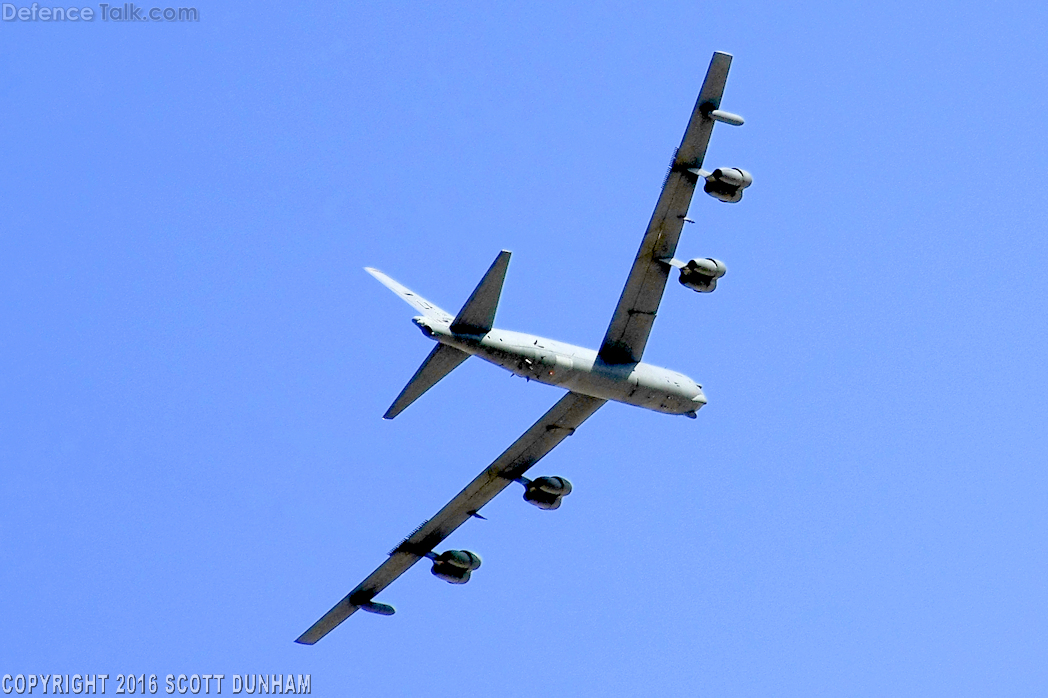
[678, 258, 727, 293]
[704, 167, 752, 203]
[430, 549, 482, 584]
[523, 476, 573, 510]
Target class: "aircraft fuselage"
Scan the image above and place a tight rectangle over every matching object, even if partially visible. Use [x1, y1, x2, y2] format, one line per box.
[413, 316, 706, 417]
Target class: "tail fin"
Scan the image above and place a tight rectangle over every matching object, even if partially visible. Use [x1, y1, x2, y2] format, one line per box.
[384, 343, 469, 419]
[450, 250, 511, 335]
[368, 250, 512, 418]
[364, 267, 454, 323]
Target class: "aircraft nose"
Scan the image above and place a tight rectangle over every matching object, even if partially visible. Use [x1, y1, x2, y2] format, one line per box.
[692, 388, 707, 406]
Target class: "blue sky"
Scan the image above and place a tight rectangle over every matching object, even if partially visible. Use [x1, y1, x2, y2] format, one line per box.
[3, 2, 1047, 696]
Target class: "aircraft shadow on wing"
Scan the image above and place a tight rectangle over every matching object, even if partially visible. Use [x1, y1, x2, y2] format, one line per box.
[297, 51, 752, 645]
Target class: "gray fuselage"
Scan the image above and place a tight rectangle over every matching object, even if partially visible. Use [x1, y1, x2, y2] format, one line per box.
[413, 316, 706, 417]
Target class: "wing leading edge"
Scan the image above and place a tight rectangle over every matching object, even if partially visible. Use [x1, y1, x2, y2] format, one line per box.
[296, 392, 606, 645]
[597, 51, 734, 365]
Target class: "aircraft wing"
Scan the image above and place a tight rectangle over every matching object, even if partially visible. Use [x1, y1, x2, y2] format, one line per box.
[296, 391, 606, 644]
[597, 51, 734, 365]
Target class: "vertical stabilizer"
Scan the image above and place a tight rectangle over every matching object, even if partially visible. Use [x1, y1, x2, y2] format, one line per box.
[371, 250, 512, 419]
[364, 267, 454, 323]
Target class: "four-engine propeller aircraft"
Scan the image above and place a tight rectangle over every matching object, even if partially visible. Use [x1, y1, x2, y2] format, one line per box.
[297, 50, 751, 644]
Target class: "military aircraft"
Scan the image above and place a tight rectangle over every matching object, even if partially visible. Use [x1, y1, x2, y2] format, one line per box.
[297, 51, 750, 644]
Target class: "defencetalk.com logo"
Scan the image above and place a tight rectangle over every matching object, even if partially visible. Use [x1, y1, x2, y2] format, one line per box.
[2, 3, 199, 21]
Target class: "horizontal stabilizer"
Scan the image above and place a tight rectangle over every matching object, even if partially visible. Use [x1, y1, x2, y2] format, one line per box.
[384, 343, 469, 419]
[450, 251, 510, 335]
[365, 267, 454, 323]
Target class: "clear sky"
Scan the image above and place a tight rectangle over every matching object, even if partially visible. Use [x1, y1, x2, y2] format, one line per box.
[3, 2, 1047, 696]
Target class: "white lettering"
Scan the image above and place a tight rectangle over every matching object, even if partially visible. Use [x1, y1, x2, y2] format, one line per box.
[0, 3, 196, 22]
